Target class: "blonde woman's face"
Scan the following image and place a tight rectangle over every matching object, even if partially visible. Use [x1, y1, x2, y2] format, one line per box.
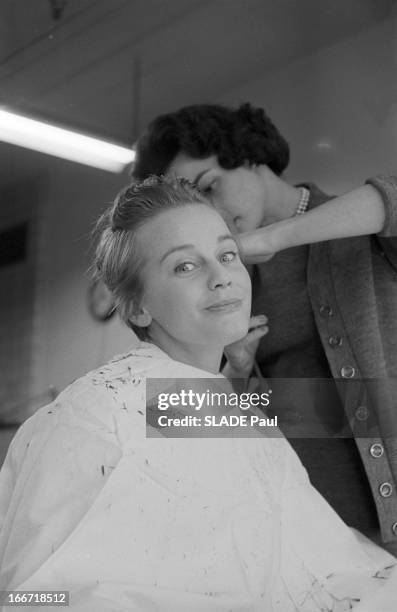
[135, 204, 251, 352]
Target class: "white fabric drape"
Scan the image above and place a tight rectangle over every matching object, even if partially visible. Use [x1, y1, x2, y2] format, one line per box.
[0, 343, 395, 611]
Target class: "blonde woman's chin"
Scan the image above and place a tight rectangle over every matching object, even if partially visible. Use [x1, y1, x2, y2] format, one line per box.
[206, 313, 249, 343]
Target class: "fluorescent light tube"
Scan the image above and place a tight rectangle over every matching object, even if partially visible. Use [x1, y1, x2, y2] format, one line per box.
[0, 109, 135, 172]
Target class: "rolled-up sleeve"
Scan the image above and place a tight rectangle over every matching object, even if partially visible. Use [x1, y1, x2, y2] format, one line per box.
[366, 174, 397, 237]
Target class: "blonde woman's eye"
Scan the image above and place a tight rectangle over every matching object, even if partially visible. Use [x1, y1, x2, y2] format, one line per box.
[174, 262, 197, 274]
[220, 251, 237, 264]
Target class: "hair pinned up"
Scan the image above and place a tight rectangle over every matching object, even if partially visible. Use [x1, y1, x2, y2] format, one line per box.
[92, 176, 208, 339]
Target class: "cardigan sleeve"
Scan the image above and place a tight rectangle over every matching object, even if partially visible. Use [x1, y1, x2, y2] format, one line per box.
[366, 174, 397, 237]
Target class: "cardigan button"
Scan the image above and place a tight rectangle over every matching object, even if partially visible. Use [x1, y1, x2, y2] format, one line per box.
[379, 482, 393, 498]
[341, 365, 355, 378]
[355, 406, 369, 421]
[370, 443, 384, 458]
[319, 304, 333, 317]
[392, 522, 397, 536]
[328, 335, 343, 348]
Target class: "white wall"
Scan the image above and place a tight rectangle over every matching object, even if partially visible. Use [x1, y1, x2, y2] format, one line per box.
[30, 158, 136, 409]
[219, 15, 397, 194]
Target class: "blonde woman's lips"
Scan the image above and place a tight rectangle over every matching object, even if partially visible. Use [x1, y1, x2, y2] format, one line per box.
[205, 298, 243, 313]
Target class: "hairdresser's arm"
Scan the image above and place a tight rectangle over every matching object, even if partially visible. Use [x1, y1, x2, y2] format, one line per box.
[239, 181, 393, 264]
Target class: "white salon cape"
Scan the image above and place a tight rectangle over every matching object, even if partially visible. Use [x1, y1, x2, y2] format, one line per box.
[0, 343, 396, 611]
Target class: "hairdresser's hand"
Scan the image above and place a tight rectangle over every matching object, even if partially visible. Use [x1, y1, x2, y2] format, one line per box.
[236, 226, 278, 264]
[223, 315, 268, 378]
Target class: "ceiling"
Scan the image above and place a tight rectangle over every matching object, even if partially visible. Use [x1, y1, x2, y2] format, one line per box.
[0, 0, 394, 176]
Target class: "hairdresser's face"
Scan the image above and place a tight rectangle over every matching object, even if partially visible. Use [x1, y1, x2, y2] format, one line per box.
[168, 153, 272, 233]
[136, 205, 251, 354]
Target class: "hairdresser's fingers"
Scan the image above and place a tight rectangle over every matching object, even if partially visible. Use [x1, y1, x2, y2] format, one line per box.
[224, 329, 267, 375]
[248, 314, 268, 330]
[244, 325, 269, 346]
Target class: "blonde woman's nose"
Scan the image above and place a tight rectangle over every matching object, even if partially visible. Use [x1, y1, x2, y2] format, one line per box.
[207, 263, 232, 290]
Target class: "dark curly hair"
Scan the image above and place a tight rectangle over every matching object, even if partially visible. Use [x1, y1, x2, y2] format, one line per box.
[132, 103, 290, 180]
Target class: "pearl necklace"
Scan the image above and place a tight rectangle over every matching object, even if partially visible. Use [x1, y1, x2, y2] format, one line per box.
[295, 186, 310, 215]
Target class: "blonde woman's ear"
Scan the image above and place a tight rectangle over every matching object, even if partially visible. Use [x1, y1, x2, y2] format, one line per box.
[129, 305, 152, 328]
